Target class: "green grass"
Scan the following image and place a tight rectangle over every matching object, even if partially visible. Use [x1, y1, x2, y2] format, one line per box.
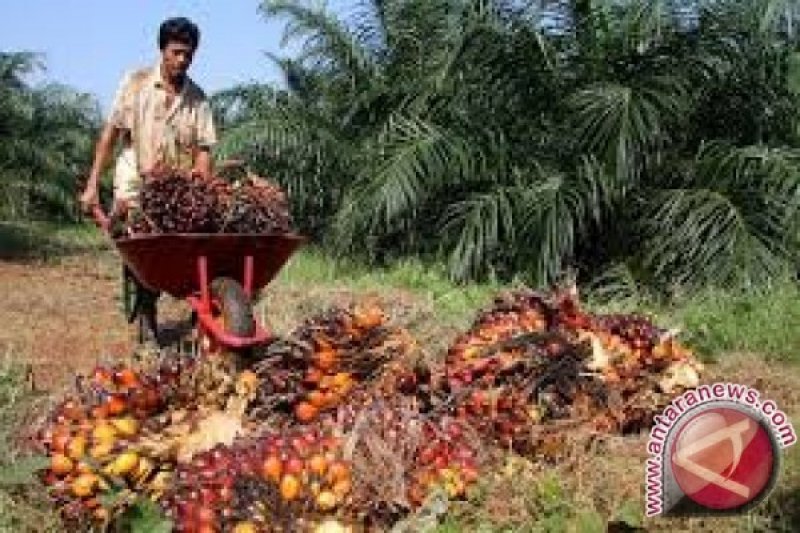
[0, 353, 61, 532]
[664, 282, 800, 364]
[0, 220, 106, 261]
[275, 246, 505, 324]
[276, 248, 800, 363]
[588, 280, 800, 364]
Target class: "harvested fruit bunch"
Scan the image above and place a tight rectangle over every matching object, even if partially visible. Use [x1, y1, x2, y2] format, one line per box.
[408, 417, 482, 507]
[133, 172, 224, 234]
[36, 364, 176, 523]
[439, 287, 702, 446]
[331, 397, 425, 524]
[444, 334, 606, 451]
[220, 175, 292, 234]
[35, 355, 255, 525]
[251, 304, 415, 425]
[161, 428, 353, 532]
[124, 168, 293, 236]
[445, 291, 550, 368]
[33, 286, 706, 530]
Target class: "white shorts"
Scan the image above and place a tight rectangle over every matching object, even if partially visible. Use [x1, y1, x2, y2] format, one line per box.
[113, 146, 141, 204]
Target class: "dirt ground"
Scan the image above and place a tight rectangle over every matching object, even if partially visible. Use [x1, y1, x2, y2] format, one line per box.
[0, 252, 190, 391]
[0, 250, 437, 391]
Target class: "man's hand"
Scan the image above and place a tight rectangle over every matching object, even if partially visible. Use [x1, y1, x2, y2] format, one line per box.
[79, 182, 99, 213]
[191, 147, 213, 180]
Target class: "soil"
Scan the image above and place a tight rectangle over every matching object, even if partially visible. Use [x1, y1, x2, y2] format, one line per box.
[0, 252, 187, 391]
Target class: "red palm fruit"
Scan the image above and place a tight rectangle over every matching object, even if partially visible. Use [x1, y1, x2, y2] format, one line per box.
[114, 368, 140, 389]
[105, 394, 127, 416]
[285, 457, 304, 475]
[304, 367, 323, 385]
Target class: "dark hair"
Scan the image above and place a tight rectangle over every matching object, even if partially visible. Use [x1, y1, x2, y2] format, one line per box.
[158, 17, 200, 50]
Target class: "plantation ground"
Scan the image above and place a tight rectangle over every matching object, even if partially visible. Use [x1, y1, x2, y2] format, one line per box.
[1, 222, 799, 531]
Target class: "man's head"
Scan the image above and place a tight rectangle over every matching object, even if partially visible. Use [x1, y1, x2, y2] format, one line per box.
[158, 17, 200, 82]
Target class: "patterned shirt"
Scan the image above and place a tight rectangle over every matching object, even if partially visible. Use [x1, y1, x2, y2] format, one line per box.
[108, 65, 217, 199]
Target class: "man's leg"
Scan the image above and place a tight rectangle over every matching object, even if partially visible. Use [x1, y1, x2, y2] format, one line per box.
[123, 265, 160, 345]
[137, 283, 160, 346]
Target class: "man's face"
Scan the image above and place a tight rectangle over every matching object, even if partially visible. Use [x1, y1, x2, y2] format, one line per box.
[161, 41, 194, 81]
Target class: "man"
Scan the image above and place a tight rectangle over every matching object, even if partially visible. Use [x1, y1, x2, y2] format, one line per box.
[80, 17, 217, 344]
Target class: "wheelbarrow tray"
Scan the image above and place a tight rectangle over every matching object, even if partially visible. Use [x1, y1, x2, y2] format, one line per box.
[115, 233, 305, 298]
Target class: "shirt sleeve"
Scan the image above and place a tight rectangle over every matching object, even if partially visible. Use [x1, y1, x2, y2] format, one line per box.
[107, 71, 135, 131]
[195, 99, 217, 149]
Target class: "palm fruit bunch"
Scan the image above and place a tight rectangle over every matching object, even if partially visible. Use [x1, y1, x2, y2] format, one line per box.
[124, 167, 292, 236]
[441, 287, 702, 442]
[406, 417, 482, 508]
[35, 354, 259, 525]
[36, 363, 179, 523]
[132, 171, 224, 234]
[445, 291, 550, 375]
[218, 175, 293, 234]
[250, 304, 415, 425]
[160, 427, 353, 532]
[443, 332, 605, 452]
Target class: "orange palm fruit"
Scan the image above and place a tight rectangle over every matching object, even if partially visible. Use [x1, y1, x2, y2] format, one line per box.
[308, 454, 328, 476]
[92, 422, 117, 445]
[327, 461, 350, 483]
[110, 416, 138, 437]
[50, 426, 71, 453]
[105, 395, 127, 416]
[280, 474, 301, 501]
[294, 401, 318, 423]
[262, 455, 282, 482]
[232, 523, 258, 533]
[50, 453, 74, 476]
[353, 306, 384, 329]
[71, 473, 98, 497]
[322, 391, 339, 408]
[332, 372, 353, 390]
[114, 368, 140, 389]
[314, 349, 338, 371]
[307, 390, 327, 409]
[237, 370, 259, 391]
[67, 434, 87, 460]
[332, 478, 352, 498]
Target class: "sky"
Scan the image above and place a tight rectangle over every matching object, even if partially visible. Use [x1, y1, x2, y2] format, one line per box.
[1, 0, 353, 114]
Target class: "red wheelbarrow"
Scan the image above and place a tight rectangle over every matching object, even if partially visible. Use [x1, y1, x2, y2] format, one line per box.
[92, 207, 304, 352]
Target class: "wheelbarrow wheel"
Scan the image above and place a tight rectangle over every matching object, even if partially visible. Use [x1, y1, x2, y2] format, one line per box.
[211, 277, 255, 337]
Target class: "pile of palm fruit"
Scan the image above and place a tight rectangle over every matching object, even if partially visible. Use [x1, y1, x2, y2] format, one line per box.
[33, 287, 702, 531]
[110, 167, 292, 237]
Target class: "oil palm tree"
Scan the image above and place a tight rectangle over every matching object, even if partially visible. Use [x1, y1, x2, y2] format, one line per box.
[0, 52, 100, 221]
[214, 0, 800, 290]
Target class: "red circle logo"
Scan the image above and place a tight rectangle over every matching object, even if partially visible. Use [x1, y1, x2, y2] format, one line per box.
[670, 407, 776, 510]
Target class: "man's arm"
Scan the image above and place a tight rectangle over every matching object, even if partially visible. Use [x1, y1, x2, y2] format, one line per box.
[80, 123, 120, 210]
[192, 98, 217, 180]
[81, 71, 135, 211]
